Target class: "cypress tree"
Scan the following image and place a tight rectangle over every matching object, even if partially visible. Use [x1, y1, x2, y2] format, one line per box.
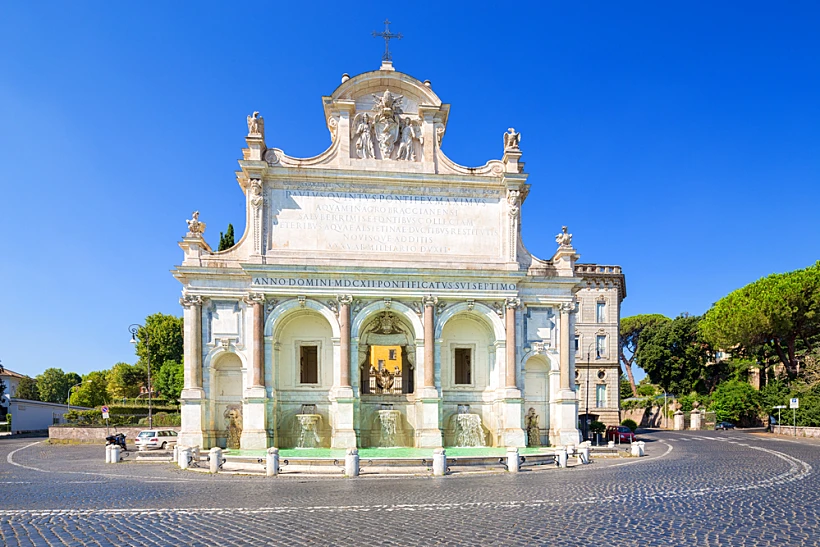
[218, 224, 235, 251]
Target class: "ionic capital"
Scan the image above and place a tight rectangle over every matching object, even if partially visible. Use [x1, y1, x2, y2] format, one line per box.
[337, 294, 353, 306]
[505, 297, 521, 309]
[558, 301, 575, 315]
[179, 294, 203, 308]
[244, 293, 266, 306]
[422, 295, 438, 308]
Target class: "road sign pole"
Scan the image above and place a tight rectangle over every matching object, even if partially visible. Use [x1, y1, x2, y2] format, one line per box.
[793, 408, 796, 437]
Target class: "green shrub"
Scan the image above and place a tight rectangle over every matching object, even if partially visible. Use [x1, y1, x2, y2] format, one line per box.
[137, 412, 181, 427]
[590, 421, 606, 435]
[621, 419, 638, 432]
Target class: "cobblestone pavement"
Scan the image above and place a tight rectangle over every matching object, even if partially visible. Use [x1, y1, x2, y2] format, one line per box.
[2, 430, 819, 546]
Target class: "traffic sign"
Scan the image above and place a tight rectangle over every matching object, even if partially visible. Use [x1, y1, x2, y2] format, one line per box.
[790, 398, 799, 409]
[101, 405, 110, 419]
[773, 405, 787, 409]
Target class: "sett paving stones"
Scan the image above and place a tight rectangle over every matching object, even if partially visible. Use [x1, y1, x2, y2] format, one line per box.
[1, 431, 819, 546]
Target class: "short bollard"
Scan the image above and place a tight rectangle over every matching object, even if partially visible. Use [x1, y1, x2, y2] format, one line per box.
[432, 448, 447, 476]
[172, 445, 178, 463]
[345, 448, 359, 478]
[105, 444, 112, 464]
[506, 448, 520, 473]
[637, 441, 646, 456]
[631, 442, 641, 457]
[192, 446, 200, 464]
[578, 446, 590, 464]
[209, 447, 222, 473]
[557, 447, 568, 468]
[266, 447, 279, 477]
[566, 445, 575, 456]
[111, 445, 121, 463]
[179, 447, 191, 470]
[607, 441, 615, 449]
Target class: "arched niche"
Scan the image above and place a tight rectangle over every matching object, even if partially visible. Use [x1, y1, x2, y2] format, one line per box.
[440, 313, 495, 392]
[274, 309, 335, 390]
[523, 355, 551, 447]
[357, 310, 417, 395]
[209, 352, 243, 449]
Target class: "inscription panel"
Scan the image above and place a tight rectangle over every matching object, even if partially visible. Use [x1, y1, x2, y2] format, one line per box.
[268, 189, 502, 259]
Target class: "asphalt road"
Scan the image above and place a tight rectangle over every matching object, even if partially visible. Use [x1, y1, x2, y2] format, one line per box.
[1, 430, 818, 546]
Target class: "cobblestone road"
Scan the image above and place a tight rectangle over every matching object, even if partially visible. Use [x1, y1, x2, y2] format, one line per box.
[2, 430, 818, 546]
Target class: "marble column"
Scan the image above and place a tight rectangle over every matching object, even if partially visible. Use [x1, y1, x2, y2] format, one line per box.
[551, 301, 582, 446]
[505, 298, 520, 388]
[331, 295, 356, 448]
[416, 295, 442, 448]
[423, 296, 437, 388]
[242, 293, 268, 449]
[559, 302, 572, 390]
[179, 294, 204, 449]
[338, 295, 352, 387]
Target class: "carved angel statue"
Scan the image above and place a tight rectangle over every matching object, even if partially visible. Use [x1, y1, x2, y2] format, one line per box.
[186, 211, 206, 237]
[353, 113, 375, 159]
[247, 111, 264, 138]
[372, 90, 404, 158]
[396, 117, 421, 161]
[555, 225, 573, 248]
[503, 127, 521, 150]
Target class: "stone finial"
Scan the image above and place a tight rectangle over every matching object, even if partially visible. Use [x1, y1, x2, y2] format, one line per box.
[503, 127, 521, 151]
[247, 111, 264, 138]
[186, 211, 206, 238]
[341, 73, 350, 83]
[555, 226, 573, 248]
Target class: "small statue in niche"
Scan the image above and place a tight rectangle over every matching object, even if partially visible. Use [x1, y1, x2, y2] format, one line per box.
[525, 407, 540, 447]
[223, 405, 243, 449]
[353, 113, 375, 159]
[555, 226, 573, 248]
[186, 211, 206, 237]
[503, 127, 521, 150]
[247, 111, 264, 138]
[372, 90, 403, 158]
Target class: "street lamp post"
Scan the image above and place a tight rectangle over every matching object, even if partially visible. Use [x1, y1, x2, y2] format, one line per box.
[66, 381, 84, 414]
[129, 324, 152, 429]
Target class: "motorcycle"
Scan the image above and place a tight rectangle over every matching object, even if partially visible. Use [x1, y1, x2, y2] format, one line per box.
[105, 432, 127, 451]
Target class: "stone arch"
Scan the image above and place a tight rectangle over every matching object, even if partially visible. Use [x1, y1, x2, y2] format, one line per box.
[354, 303, 419, 396]
[265, 298, 341, 338]
[351, 300, 423, 340]
[523, 354, 551, 447]
[435, 302, 505, 342]
[207, 351, 245, 449]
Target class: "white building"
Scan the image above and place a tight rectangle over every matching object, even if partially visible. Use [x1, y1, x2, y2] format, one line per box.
[173, 61, 626, 450]
[6, 399, 85, 433]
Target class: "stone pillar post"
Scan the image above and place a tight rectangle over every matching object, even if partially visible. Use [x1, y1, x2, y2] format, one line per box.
[241, 293, 268, 450]
[505, 298, 520, 388]
[330, 295, 357, 449]
[179, 294, 204, 449]
[338, 296, 352, 387]
[415, 296, 443, 448]
[423, 296, 437, 388]
[550, 301, 582, 447]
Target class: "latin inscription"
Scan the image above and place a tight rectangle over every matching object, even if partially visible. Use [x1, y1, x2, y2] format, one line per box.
[270, 190, 502, 257]
[252, 277, 516, 291]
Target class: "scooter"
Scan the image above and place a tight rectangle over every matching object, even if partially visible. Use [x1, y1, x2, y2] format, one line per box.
[105, 432, 127, 450]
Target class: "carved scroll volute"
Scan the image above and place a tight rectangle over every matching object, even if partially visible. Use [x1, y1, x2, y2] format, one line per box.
[179, 294, 203, 308]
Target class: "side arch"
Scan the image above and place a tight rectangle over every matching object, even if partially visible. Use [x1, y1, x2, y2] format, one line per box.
[265, 298, 341, 338]
[435, 302, 506, 341]
[351, 301, 424, 340]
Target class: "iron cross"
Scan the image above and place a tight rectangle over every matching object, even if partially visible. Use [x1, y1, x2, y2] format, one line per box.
[372, 19, 402, 62]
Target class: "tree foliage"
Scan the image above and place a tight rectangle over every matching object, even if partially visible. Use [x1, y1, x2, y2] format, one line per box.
[636, 315, 716, 395]
[107, 362, 144, 398]
[15, 376, 40, 401]
[0, 360, 6, 401]
[70, 371, 109, 408]
[218, 223, 235, 251]
[711, 380, 761, 425]
[132, 313, 184, 372]
[620, 314, 671, 397]
[36, 368, 75, 404]
[700, 261, 820, 379]
[154, 360, 184, 403]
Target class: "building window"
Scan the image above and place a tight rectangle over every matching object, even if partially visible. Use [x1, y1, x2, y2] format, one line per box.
[388, 349, 397, 360]
[596, 384, 606, 408]
[596, 302, 606, 323]
[597, 369, 606, 380]
[596, 335, 606, 358]
[454, 348, 472, 385]
[574, 335, 580, 353]
[300, 345, 319, 384]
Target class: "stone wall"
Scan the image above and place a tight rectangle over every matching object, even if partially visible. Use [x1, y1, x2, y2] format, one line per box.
[49, 426, 181, 444]
[772, 425, 820, 438]
[622, 405, 667, 429]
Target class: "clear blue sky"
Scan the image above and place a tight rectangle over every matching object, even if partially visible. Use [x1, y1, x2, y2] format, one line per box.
[1, 2, 818, 379]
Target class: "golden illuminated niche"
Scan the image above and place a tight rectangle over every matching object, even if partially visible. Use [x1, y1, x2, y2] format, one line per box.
[370, 345, 402, 374]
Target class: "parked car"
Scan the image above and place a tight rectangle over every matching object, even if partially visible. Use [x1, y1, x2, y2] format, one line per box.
[605, 425, 636, 443]
[135, 429, 179, 450]
[715, 421, 735, 431]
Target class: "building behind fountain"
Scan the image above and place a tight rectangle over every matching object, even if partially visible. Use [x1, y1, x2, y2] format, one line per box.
[173, 59, 626, 451]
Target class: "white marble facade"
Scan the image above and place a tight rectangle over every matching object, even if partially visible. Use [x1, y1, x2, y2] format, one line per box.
[173, 61, 626, 450]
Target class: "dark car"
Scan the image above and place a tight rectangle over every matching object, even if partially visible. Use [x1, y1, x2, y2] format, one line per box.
[715, 421, 735, 431]
[606, 425, 636, 443]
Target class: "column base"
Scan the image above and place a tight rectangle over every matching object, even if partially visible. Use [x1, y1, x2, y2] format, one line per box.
[240, 429, 268, 450]
[241, 400, 269, 449]
[414, 394, 442, 448]
[330, 398, 357, 449]
[179, 398, 204, 448]
[495, 393, 525, 448]
[551, 390, 581, 446]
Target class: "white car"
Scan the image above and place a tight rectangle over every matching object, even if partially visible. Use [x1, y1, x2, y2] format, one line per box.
[135, 429, 179, 450]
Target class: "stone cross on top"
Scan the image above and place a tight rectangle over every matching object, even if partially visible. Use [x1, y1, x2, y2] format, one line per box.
[372, 19, 402, 62]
